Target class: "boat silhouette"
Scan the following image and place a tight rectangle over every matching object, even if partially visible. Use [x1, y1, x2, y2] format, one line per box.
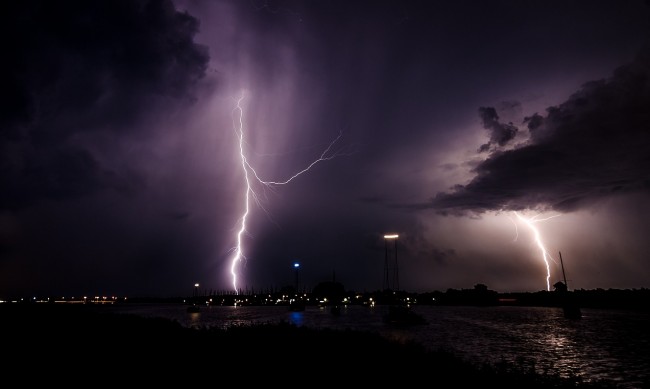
[556, 251, 582, 320]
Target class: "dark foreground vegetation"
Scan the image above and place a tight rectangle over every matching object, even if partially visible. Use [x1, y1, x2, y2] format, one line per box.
[1, 304, 619, 387]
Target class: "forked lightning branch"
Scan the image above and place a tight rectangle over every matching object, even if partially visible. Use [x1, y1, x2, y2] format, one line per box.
[228, 94, 348, 293]
[513, 211, 561, 291]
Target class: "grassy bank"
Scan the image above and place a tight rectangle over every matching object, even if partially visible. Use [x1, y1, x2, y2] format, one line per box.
[1, 303, 617, 387]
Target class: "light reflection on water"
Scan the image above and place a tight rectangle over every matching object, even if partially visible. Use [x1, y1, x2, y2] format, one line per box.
[289, 311, 304, 326]
[107, 304, 649, 388]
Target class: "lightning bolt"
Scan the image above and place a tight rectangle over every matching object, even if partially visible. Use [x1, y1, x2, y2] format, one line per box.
[228, 93, 351, 293]
[513, 211, 561, 291]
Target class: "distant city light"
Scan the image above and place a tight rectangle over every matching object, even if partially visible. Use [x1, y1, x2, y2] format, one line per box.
[294, 262, 300, 268]
[384, 234, 399, 239]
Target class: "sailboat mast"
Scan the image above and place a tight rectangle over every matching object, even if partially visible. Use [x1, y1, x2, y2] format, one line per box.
[559, 251, 568, 290]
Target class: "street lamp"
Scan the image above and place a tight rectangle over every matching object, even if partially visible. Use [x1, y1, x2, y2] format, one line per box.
[383, 234, 399, 291]
[194, 283, 199, 298]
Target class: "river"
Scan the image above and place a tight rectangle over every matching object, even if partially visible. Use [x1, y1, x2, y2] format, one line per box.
[106, 303, 649, 388]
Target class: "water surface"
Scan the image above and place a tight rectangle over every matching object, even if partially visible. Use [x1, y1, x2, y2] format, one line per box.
[107, 304, 649, 388]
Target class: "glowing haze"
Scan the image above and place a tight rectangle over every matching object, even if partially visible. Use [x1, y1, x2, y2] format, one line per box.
[229, 94, 348, 293]
[1, 0, 650, 298]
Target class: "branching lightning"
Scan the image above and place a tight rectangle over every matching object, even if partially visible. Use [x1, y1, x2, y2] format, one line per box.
[228, 94, 351, 293]
[512, 211, 561, 291]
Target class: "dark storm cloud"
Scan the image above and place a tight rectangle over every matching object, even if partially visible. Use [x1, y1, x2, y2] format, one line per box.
[3, 0, 649, 297]
[429, 44, 650, 214]
[523, 112, 545, 141]
[0, 0, 208, 210]
[477, 106, 519, 152]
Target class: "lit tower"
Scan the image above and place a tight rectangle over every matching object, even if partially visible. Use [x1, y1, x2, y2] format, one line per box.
[293, 262, 301, 293]
[383, 234, 399, 291]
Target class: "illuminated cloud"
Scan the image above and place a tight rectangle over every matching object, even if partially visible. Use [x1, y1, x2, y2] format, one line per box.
[430, 44, 650, 214]
[477, 106, 519, 153]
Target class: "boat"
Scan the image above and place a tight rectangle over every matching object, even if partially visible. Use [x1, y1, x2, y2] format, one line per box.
[557, 251, 582, 320]
[562, 298, 582, 320]
[187, 303, 201, 313]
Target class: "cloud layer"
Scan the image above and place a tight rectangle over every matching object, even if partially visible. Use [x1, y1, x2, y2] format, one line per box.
[0, 0, 209, 210]
[431, 44, 650, 214]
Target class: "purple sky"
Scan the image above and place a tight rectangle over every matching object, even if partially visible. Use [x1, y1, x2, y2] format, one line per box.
[2, 0, 650, 298]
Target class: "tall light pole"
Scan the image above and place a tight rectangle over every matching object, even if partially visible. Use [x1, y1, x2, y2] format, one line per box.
[383, 234, 399, 291]
[293, 262, 300, 294]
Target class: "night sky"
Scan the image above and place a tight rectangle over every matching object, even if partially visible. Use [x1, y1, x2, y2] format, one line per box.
[2, 0, 650, 298]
